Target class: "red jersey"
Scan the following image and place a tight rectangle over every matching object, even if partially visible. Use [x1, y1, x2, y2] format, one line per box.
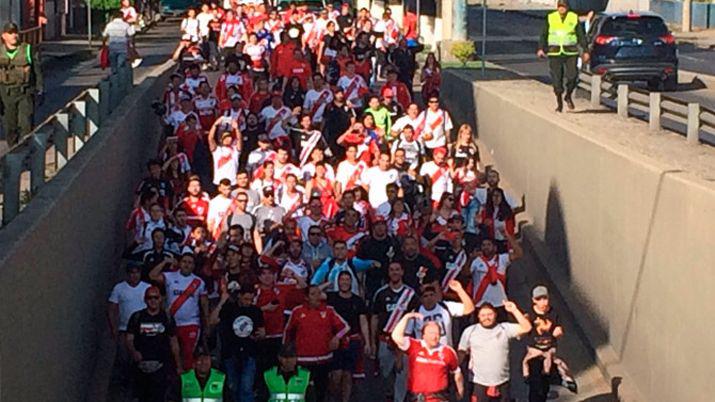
[193, 94, 218, 130]
[215, 72, 254, 102]
[176, 123, 202, 162]
[325, 226, 367, 257]
[271, 41, 297, 77]
[177, 194, 210, 227]
[405, 338, 460, 395]
[255, 286, 286, 338]
[286, 59, 312, 90]
[381, 81, 412, 110]
[284, 304, 349, 365]
[249, 91, 272, 114]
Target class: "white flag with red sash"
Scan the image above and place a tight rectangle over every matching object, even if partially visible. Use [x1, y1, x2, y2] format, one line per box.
[310, 89, 331, 117]
[266, 108, 288, 136]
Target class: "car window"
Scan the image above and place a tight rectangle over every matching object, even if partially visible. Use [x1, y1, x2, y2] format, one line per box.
[600, 16, 668, 36]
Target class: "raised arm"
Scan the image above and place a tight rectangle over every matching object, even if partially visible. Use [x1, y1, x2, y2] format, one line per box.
[503, 300, 532, 336]
[207, 119, 220, 152]
[391, 312, 422, 350]
[447, 280, 475, 316]
[504, 229, 523, 262]
[148, 256, 173, 285]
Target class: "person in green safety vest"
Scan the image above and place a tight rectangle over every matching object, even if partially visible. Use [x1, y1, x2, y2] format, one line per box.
[167, 346, 232, 402]
[0, 21, 43, 148]
[536, 0, 589, 112]
[264, 343, 312, 402]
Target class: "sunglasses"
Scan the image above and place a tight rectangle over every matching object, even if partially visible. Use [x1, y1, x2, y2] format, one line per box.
[309, 232, 321, 236]
[237, 199, 248, 203]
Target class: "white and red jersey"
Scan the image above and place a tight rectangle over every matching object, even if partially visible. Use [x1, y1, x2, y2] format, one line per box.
[177, 193, 211, 227]
[212, 145, 241, 186]
[266, 18, 284, 42]
[273, 162, 301, 184]
[219, 19, 246, 48]
[278, 189, 304, 217]
[284, 304, 350, 364]
[165, 109, 198, 131]
[251, 177, 278, 195]
[121, 6, 138, 23]
[193, 94, 218, 129]
[207, 194, 235, 239]
[401, 338, 460, 395]
[245, 43, 267, 72]
[335, 160, 368, 192]
[247, 148, 277, 174]
[182, 75, 209, 96]
[469, 253, 511, 307]
[126, 206, 150, 234]
[416, 108, 454, 149]
[281, 258, 310, 282]
[303, 87, 334, 123]
[420, 161, 453, 202]
[297, 215, 326, 240]
[163, 88, 182, 116]
[337, 74, 368, 108]
[260, 105, 292, 139]
[163, 271, 207, 326]
[222, 107, 247, 131]
[302, 21, 320, 50]
[301, 162, 335, 182]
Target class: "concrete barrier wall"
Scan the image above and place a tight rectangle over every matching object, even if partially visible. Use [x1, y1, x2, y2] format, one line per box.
[443, 71, 715, 401]
[0, 64, 173, 402]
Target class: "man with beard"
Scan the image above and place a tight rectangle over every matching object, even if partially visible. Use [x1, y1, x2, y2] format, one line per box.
[395, 235, 436, 290]
[458, 302, 532, 402]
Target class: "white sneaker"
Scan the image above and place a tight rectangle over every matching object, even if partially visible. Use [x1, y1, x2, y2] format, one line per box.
[131, 58, 143, 68]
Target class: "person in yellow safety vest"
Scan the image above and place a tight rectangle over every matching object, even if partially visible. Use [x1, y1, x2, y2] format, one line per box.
[264, 343, 312, 402]
[536, 0, 590, 112]
[167, 347, 232, 402]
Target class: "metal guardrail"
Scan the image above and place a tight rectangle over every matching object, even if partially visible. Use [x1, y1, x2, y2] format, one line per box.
[577, 71, 715, 145]
[19, 25, 43, 46]
[0, 65, 134, 227]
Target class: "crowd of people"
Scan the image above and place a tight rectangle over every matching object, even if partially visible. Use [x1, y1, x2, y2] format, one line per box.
[107, 1, 579, 402]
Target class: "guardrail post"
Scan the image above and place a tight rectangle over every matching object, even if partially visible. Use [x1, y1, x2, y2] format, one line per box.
[98, 78, 111, 121]
[591, 75, 602, 108]
[53, 113, 70, 169]
[687, 103, 700, 144]
[86, 88, 100, 136]
[617, 84, 629, 117]
[30, 131, 49, 194]
[70, 100, 88, 152]
[649, 92, 661, 131]
[2, 152, 25, 225]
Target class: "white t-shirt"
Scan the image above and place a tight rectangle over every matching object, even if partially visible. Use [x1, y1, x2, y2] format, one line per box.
[406, 301, 465, 346]
[469, 253, 511, 307]
[419, 161, 453, 202]
[197, 12, 214, 37]
[458, 323, 521, 386]
[361, 167, 399, 208]
[337, 74, 368, 108]
[207, 195, 234, 236]
[212, 146, 240, 185]
[108, 281, 151, 331]
[163, 271, 207, 326]
[391, 114, 421, 135]
[301, 162, 335, 182]
[298, 215, 324, 241]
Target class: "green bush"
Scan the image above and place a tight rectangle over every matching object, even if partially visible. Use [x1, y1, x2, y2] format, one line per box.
[451, 41, 476, 66]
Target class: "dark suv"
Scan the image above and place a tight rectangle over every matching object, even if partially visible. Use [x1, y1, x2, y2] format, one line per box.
[588, 11, 678, 91]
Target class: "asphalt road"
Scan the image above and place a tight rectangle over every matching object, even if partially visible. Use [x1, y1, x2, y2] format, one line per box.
[466, 7, 715, 110]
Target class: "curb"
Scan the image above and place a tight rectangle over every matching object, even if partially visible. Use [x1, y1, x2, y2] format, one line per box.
[520, 225, 645, 402]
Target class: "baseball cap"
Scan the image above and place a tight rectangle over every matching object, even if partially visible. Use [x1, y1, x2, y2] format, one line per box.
[3, 22, 18, 33]
[227, 280, 241, 293]
[230, 93, 242, 101]
[557, 0, 569, 7]
[532, 285, 549, 299]
[433, 147, 447, 157]
[263, 186, 275, 197]
[279, 342, 297, 358]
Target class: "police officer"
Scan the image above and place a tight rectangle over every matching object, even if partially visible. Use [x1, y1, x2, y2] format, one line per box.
[537, 0, 589, 112]
[167, 346, 231, 402]
[0, 22, 43, 147]
[264, 343, 311, 402]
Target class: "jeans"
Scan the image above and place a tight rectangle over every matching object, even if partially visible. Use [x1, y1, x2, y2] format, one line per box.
[110, 50, 128, 74]
[224, 355, 256, 402]
[378, 341, 408, 402]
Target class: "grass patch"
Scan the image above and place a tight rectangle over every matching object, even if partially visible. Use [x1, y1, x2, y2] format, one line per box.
[443, 60, 489, 69]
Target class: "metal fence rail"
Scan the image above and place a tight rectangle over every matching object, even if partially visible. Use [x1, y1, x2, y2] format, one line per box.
[0, 65, 134, 227]
[577, 71, 715, 145]
[19, 25, 43, 46]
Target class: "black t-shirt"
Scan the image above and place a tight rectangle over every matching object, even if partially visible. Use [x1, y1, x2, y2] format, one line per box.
[372, 284, 420, 334]
[323, 102, 352, 152]
[450, 144, 479, 167]
[395, 254, 437, 290]
[526, 307, 561, 350]
[218, 301, 264, 359]
[127, 309, 177, 363]
[337, 15, 354, 31]
[327, 292, 367, 336]
[356, 235, 400, 299]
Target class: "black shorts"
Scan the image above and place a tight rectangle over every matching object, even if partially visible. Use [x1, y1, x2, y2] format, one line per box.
[330, 338, 360, 372]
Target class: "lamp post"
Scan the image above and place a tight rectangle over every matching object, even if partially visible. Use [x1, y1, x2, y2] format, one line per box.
[87, 0, 92, 48]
